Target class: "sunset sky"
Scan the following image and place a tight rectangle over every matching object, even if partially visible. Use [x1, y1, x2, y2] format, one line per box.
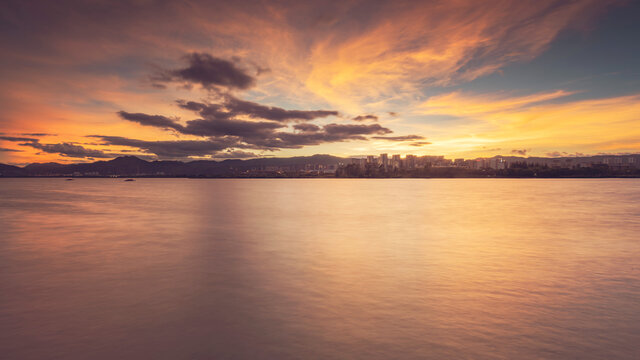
[1, 0, 639, 164]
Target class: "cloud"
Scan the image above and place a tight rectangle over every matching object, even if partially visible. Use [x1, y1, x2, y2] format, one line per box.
[224, 96, 339, 122]
[181, 118, 285, 138]
[372, 135, 425, 141]
[0, 1, 623, 163]
[418, 91, 640, 156]
[153, 53, 256, 90]
[323, 123, 391, 137]
[118, 108, 286, 138]
[352, 114, 378, 122]
[117, 111, 184, 131]
[19, 141, 113, 158]
[118, 91, 340, 140]
[245, 123, 393, 149]
[213, 150, 258, 159]
[421, 90, 574, 118]
[409, 141, 432, 147]
[0, 147, 22, 152]
[91, 120, 394, 155]
[293, 123, 321, 132]
[177, 95, 339, 123]
[268, 123, 391, 148]
[304, 1, 613, 110]
[89, 135, 243, 158]
[546, 151, 566, 157]
[0, 136, 39, 142]
[252, 123, 393, 149]
[116, 93, 382, 151]
[511, 149, 529, 155]
[20, 132, 55, 136]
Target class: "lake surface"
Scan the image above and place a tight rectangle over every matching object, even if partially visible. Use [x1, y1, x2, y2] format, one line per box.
[1, 178, 639, 359]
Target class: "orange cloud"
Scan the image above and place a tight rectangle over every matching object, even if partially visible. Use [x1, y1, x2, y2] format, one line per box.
[303, 0, 611, 111]
[421, 90, 576, 119]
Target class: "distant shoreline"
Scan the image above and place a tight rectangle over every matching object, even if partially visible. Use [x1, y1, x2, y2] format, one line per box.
[2, 155, 640, 178]
[2, 175, 640, 179]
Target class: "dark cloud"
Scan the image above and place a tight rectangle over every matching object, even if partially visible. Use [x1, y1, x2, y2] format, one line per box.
[93, 120, 393, 155]
[269, 132, 367, 148]
[409, 141, 432, 147]
[258, 123, 393, 148]
[0, 147, 22, 152]
[224, 96, 339, 122]
[118, 108, 284, 138]
[546, 151, 569, 157]
[388, 112, 398, 117]
[511, 149, 529, 155]
[323, 123, 391, 136]
[154, 53, 256, 90]
[115, 98, 391, 154]
[182, 118, 285, 137]
[0, 136, 39, 142]
[546, 151, 585, 157]
[293, 123, 321, 132]
[89, 135, 244, 158]
[117, 111, 184, 131]
[352, 114, 378, 122]
[20, 133, 55, 136]
[176, 100, 209, 112]
[372, 135, 425, 141]
[213, 150, 258, 159]
[177, 96, 338, 123]
[19, 142, 113, 158]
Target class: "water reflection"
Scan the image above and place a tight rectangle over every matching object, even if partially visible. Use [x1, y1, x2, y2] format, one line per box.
[1, 178, 639, 359]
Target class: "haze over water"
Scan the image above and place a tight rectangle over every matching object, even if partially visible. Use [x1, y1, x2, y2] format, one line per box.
[1, 178, 639, 359]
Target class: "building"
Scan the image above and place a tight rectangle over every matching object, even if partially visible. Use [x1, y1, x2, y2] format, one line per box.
[379, 153, 388, 168]
[391, 155, 401, 169]
[488, 157, 506, 169]
[405, 155, 416, 169]
[367, 155, 376, 164]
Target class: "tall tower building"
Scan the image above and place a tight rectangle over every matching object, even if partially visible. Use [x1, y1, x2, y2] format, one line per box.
[379, 153, 388, 168]
[405, 155, 416, 169]
[392, 154, 401, 169]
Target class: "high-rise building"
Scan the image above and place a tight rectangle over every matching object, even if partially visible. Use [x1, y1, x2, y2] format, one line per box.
[351, 158, 366, 169]
[379, 153, 388, 168]
[391, 155, 401, 169]
[488, 157, 506, 169]
[367, 155, 375, 164]
[405, 155, 416, 169]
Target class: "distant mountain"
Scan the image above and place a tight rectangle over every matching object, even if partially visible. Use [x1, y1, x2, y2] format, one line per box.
[0, 155, 347, 177]
[0, 163, 26, 177]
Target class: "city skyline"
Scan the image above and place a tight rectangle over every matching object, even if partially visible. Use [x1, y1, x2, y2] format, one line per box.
[3, 152, 639, 178]
[2, 1, 640, 165]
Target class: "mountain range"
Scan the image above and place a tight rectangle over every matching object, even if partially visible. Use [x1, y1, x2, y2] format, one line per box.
[0, 155, 345, 177]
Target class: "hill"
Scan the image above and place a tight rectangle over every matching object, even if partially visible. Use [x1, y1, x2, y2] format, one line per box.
[0, 155, 346, 177]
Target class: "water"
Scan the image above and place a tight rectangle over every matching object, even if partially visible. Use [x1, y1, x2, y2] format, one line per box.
[1, 178, 639, 359]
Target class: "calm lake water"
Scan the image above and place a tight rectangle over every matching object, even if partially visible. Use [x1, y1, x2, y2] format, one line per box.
[1, 178, 639, 359]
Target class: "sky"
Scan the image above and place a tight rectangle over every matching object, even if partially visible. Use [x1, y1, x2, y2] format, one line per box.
[1, 0, 639, 165]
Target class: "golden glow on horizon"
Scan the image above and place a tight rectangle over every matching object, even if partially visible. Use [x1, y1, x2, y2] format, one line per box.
[418, 92, 640, 158]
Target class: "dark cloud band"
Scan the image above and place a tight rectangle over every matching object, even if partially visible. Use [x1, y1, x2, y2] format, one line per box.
[153, 53, 256, 90]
